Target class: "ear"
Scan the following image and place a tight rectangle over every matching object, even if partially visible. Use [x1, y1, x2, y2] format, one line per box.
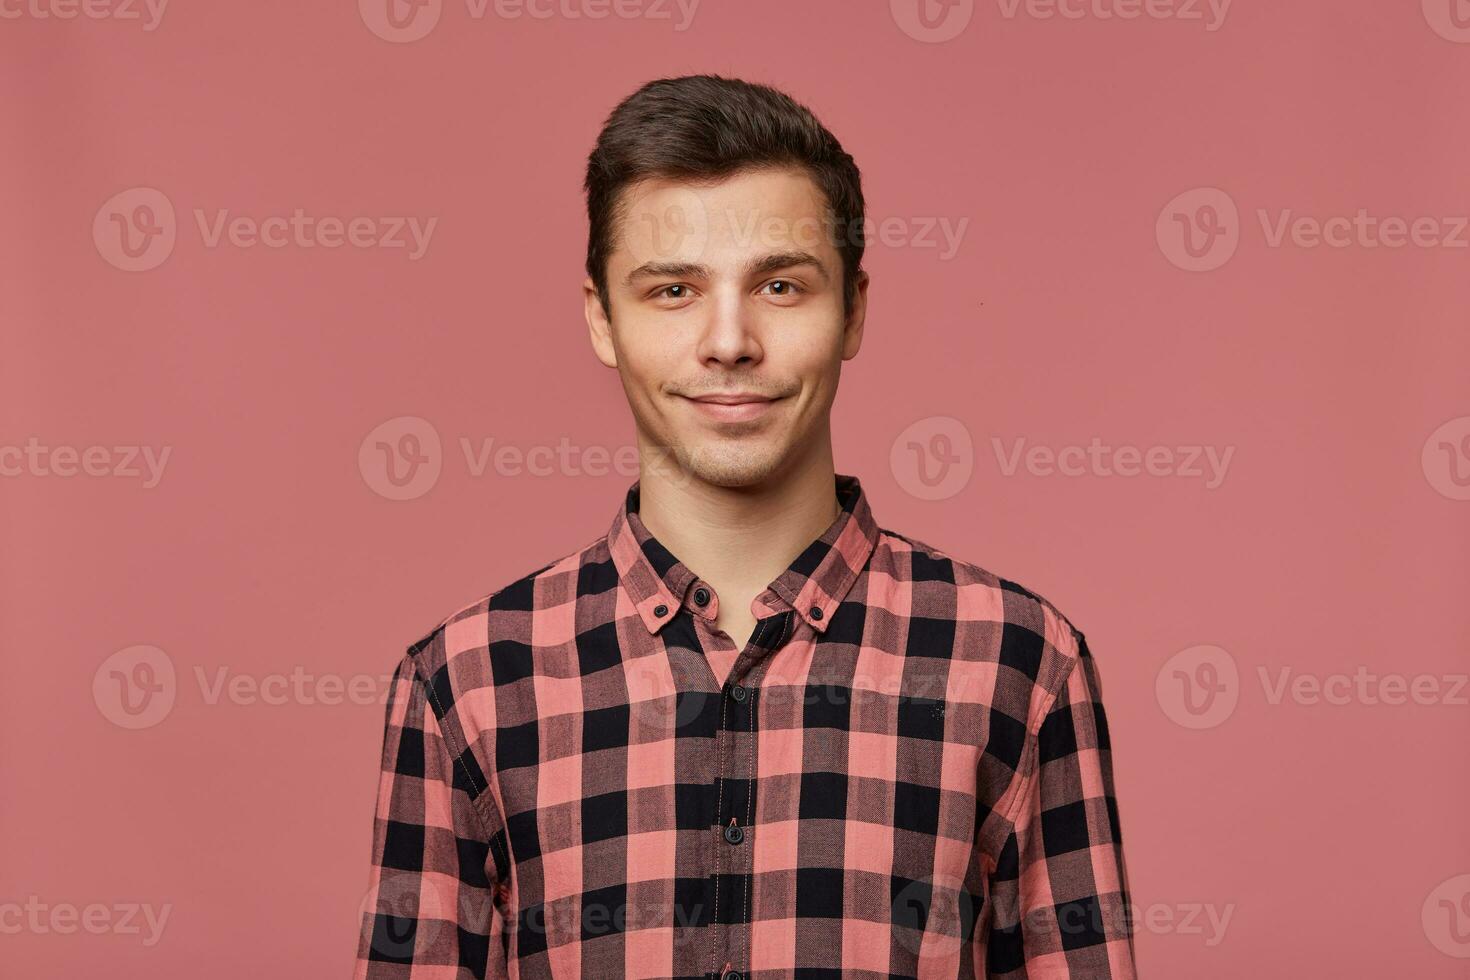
[584, 277, 618, 369]
[840, 270, 869, 361]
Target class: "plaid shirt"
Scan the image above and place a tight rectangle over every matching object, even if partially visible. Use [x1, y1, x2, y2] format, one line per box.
[354, 473, 1135, 979]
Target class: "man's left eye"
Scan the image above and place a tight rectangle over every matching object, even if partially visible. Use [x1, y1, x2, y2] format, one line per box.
[760, 280, 802, 296]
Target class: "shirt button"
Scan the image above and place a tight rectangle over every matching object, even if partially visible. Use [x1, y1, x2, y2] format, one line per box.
[729, 684, 747, 703]
[693, 586, 710, 606]
[653, 604, 668, 617]
[723, 971, 745, 980]
[809, 605, 824, 620]
[723, 823, 745, 845]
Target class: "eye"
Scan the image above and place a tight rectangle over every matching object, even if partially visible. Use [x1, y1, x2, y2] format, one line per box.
[759, 279, 803, 297]
[653, 284, 695, 301]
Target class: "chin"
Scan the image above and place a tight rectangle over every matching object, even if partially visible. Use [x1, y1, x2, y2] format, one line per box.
[662, 441, 787, 489]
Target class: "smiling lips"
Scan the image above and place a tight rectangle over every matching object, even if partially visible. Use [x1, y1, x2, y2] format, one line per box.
[680, 392, 782, 423]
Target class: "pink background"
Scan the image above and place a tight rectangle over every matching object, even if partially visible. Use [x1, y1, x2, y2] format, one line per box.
[4, 0, 1469, 976]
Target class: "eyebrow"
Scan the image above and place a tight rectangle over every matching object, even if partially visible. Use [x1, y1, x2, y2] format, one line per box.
[622, 250, 831, 288]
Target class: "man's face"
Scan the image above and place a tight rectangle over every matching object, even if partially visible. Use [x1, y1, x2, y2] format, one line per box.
[584, 167, 868, 489]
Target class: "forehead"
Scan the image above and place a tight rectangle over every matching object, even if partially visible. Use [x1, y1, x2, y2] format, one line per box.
[609, 167, 838, 271]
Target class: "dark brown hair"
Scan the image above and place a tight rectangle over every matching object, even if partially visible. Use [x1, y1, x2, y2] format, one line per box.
[584, 74, 866, 319]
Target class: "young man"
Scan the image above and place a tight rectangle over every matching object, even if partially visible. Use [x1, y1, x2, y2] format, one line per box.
[354, 75, 1135, 979]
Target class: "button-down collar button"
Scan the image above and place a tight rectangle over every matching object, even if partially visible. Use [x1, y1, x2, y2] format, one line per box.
[722, 971, 744, 980]
[809, 605, 824, 620]
[653, 603, 668, 617]
[693, 586, 710, 606]
[729, 683, 747, 702]
[723, 823, 744, 844]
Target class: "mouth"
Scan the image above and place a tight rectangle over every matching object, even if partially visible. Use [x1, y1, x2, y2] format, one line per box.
[678, 392, 784, 423]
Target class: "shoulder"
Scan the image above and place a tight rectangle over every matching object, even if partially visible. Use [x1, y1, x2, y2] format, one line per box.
[873, 526, 1088, 701]
[403, 530, 610, 686]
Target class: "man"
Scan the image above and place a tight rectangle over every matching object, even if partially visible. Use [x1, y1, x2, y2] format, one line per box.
[355, 74, 1135, 979]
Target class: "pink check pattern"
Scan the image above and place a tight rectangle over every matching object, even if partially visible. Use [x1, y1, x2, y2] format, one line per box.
[354, 473, 1135, 979]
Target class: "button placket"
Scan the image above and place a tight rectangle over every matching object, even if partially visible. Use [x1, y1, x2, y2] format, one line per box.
[710, 608, 799, 978]
[708, 610, 791, 978]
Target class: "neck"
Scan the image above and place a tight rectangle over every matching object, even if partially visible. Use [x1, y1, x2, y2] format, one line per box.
[635, 453, 842, 601]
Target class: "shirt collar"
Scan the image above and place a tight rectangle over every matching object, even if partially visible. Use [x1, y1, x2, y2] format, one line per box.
[606, 472, 880, 637]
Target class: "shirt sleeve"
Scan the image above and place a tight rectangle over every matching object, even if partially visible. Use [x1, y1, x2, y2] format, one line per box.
[353, 650, 511, 980]
[983, 631, 1136, 978]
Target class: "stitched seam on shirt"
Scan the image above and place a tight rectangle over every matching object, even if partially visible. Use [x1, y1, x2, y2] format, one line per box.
[996, 649, 1078, 837]
[414, 654, 521, 958]
[423, 586, 523, 842]
[411, 655, 501, 845]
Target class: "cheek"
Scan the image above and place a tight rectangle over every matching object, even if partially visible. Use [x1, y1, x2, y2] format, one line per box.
[615, 328, 681, 387]
[784, 333, 844, 389]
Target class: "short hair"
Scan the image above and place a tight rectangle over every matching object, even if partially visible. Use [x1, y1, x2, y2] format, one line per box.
[584, 74, 866, 320]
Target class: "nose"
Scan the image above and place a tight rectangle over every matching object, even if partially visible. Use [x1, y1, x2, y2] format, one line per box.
[694, 289, 764, 367]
